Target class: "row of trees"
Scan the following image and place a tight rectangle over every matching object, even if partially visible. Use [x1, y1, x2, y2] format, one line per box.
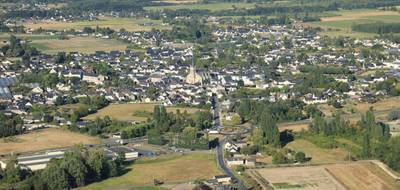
[0, 113, 23, 138]
[0, 146, 125, 190]
[307, 109, 400, 171]
[352, 22, 400, 34]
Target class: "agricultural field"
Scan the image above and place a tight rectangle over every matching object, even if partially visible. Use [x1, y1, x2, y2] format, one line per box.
[83, 103, 205, 122]
[306, 9, 400, 38]
[78, 153, 222, 190]
[0, 128, 100, 155]
[24, 16, 170, 32]
[30, 37, 129, 54]
[144, 2, 256, 11]
[250, 162, 400, 190]
[286, 139, 349, 163]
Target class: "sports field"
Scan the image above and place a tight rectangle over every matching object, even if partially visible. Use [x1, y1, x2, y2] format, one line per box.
[83, 103, 204, 122]
[250, 161, 400, 190]
[306, 9, 400, 38]
[24, 16, 170, 32]
[79, 153, 222, 190]
[30, 37, 128, 54]
[0, 128, 100, 155]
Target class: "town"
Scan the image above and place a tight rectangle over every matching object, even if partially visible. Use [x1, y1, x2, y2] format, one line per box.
[1, 0, 400, 190]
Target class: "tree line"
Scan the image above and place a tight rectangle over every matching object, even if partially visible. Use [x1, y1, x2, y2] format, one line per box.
[0, 146, 125, 190]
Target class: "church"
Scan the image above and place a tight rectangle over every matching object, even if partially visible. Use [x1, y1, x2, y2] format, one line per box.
[185, 64, 210, 85]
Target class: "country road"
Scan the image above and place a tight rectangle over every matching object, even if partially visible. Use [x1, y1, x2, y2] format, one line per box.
[212, 94, 247, 189]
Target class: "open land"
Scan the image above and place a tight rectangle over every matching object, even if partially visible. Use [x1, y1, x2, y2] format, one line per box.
[30, 37, 129, 54]
[24, 16, 170, 32]
[78, 153, 223, 190]
[0, 128, 100, 155]
[305, 9, 400, 38]
[144, 2, 255, 11]
[250, 162, 400, 190]
[83, 103, 205, 122]
[286, 139, 349, 163]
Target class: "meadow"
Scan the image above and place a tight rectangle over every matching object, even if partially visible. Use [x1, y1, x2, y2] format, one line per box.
[0, 128, 100, 155]
[78, 153, 222, 190]
[83, 103, 205, 122]
[145, 2, 255, 11]
[24, 16, 170, 32]
[306, 9, 400, 38]
[30, 36, 129, 54]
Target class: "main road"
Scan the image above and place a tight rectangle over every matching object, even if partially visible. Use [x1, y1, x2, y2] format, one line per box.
[212, 94, 247, 190]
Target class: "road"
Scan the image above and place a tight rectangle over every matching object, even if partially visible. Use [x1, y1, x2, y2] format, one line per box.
[212, 94, 247, 189]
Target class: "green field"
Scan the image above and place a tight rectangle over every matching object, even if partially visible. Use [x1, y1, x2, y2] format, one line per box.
[29, 37, 128, 54]
[145, 2, 256, 11]
[24, 16, 170, 32]
[83, 103, 205, 122]
[286, 139, 349, 163]
[78, 153, 222, 190]
[307, 9, 400, 38]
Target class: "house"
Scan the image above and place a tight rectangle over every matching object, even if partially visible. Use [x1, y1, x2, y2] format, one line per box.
[213, 175, 231, 184]
[226, 155, 256, 167]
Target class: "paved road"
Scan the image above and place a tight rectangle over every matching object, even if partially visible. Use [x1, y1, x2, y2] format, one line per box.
[212, 93, 247, 189]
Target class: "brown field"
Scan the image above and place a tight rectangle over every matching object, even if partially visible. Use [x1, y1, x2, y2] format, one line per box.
[79, 153, 222, 190]
[30, 37, 128, 54]
[251, 162, 400, 190]
[321, 9, 400, 22]
[0, 128, 100, 155]
[278, 121, 309, 132]
[286, 139, 349, 163]
[83, 103, 204, 122]
[24, 16, 170, 32]
[326, 162, 400, 190]
[252, 165, 345, 190]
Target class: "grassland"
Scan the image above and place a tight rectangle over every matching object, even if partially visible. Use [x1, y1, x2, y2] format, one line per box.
[83, 103, 205, 122]
[30, 36, 128, 54]
[78, 153, 222, 190]
[306, 9, 400, 38]
[0, 128, 100, 155]
[286, 139, 349, 163]
[145, 2, 255, 11]
[24, 16, 170, 32]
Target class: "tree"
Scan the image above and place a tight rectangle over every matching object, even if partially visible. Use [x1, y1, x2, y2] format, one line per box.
[60, 147, 88, 187]
[41, 160, 70, 190]
[295, 151, 306, 163]
[86, 149, 107, 181]
[4, 156, 23, 183]
[272, 152, 287, 164]
[251, 128, 264, 146]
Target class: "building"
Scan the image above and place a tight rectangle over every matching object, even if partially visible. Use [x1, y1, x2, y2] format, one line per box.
[0, 150, 65, 171]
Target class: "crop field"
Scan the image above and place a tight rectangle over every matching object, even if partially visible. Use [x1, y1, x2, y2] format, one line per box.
[306, 9, 400, 38]
[79, 153, 222, 190]
[326, 162, 400, 190]
[250, 162, 400, 190]
[24, 16, 170, 32]
[145, 2, 255, 11]
[286, 139, 349, 163]
[30, 37, 128, 54]
[0, 128, 100, 155]
[83, 103, 204, 122]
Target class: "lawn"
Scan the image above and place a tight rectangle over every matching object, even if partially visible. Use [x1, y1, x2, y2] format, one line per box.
[286, 139, 349, 163]
[145, 2, 255, 11]
[78, 153, 223, 190]
[30, 37, 128, 54]
[83, 103, 205, 122]
[0, 128, 100, 155]
[306, 9, 400, 38]
[24, 16, 170, 32]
